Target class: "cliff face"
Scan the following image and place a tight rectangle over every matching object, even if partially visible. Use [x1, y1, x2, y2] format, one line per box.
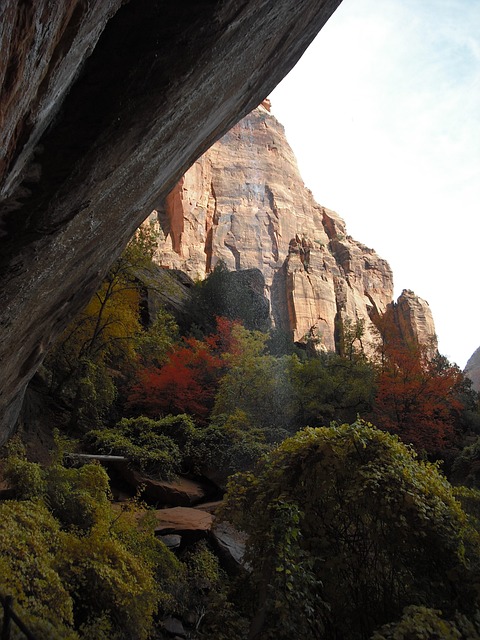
[0, 1, 342, 441]
[153, 103, 411, 353]
[465, 347, 480, 393]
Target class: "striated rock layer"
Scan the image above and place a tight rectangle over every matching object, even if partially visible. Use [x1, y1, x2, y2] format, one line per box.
[0, 0, 342, 442]
[153, 105, 433, 353]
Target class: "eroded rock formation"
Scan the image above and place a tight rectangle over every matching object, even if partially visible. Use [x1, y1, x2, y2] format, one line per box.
[465, 347, 480, 393]
[391, 289, 437, 351]
[0, 0, 342, 441]
[153, 105, 404, 352]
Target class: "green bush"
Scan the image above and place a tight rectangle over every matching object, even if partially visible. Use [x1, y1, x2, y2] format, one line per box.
[371, 605, 480, 639]
[43, 462, 111, 532]
[182, 540, 249, 638]
[191, 411, 270, 483]
[451, 437, 480, 487]
[4, 454, 46, 501]
[223, 421, 480, 639]
[453, 485, 480, 528]
[86, 415, 188, 479]
[111, 504, 188, 616]
[4, 438, 111, 532]
[0, 500, 76, 639]
[0, 445, 188, 638]
[56, 530, 158, 640]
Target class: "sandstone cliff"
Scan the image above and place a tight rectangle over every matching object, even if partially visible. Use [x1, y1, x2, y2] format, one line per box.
[465, 347, 480, 393]
[152, 103, 435, 354]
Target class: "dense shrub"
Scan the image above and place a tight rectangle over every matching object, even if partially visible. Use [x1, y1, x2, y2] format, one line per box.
[451, 437, 480, 488]
[0, 500, 76, 639]
[86, 415, 193, 479]
[371, 605, 480, 639]
[191, 411, 271, 484]
[56, 530, 158, 640]
[0, 445, 188, 639]
[224, 421, 480, 640]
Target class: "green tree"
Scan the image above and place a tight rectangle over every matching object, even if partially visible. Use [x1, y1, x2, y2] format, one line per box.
[191, 410, 271, 486]
[223, 421, 480, 640]
[371, 605, 480, 640]
[135, 306, 179, 368]
[336, 317, 367, 361]
[451, 439, 480, 488]
[290, 351, 376, 427]
[212, 324, 296, 436]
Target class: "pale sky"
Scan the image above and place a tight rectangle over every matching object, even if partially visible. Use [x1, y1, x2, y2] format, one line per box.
[270, 0, 480, 369]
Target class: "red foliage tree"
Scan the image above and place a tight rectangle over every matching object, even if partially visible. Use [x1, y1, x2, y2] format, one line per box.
[127, 317, 239, 421]
[372, 312, 465, 455]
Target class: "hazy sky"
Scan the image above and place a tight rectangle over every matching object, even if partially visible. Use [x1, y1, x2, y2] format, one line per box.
[270, 0, 480, 368]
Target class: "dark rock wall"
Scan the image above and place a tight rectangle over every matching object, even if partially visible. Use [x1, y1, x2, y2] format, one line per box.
[0, 0, 342, 441]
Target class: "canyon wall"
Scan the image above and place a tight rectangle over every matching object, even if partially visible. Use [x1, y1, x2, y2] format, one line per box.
[152, 103, 436, 353]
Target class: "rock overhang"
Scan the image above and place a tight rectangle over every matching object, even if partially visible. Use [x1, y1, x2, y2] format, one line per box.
[0, 0, 343, 441]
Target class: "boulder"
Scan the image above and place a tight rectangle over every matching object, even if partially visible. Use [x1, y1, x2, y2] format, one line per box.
[159, 534, 182, 550]
[161, 617, 186, 638]
[151, 507, 214, 537]
[212, 521, 248, 572]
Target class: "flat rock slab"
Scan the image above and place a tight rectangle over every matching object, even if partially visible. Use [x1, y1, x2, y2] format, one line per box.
[151, 507, 214, 535]
[193, 500, 223, 514]
[121, 468, 210, 506]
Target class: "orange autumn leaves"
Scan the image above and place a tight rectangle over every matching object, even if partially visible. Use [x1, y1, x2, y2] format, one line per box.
[127, 317, 240, 422]
[372, 315, 465, 455]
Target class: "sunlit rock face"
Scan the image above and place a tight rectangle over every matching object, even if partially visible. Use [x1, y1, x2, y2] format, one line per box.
[393, 289, 438, 351]
[153, 105, 395, 352]
[0, 0, 343, 442]
[465, 347, 480, 393]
